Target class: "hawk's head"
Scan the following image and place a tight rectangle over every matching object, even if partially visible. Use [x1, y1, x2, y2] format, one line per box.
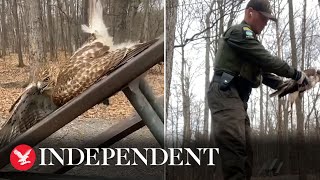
[33, 64, 60, 96]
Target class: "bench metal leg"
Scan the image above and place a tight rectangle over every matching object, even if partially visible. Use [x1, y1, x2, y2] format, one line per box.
[139, 78, 164, 123]
[123, 81, 164, 147]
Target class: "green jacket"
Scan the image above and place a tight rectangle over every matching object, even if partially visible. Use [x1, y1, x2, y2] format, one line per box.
[214, 21, 297, 88]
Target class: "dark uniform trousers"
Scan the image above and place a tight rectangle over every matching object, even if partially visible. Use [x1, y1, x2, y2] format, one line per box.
[207, 77, 253, 180]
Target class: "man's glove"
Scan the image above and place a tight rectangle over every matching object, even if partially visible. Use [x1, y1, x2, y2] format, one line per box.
[295, 70, 310, 86]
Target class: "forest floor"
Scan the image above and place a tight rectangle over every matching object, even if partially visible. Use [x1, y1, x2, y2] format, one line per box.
[0, 52, 164, 123]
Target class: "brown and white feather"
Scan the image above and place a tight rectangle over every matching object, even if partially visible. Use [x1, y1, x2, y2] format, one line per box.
[52, 38, 158, 106]
[270, 68, 320, 102]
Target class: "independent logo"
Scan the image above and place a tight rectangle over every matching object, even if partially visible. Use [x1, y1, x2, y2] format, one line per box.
[7, 146, 219, 168]
[10, 144, 36, 171]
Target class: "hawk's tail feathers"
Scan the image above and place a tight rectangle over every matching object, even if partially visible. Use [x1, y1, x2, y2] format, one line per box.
[81, 0, 113, 46]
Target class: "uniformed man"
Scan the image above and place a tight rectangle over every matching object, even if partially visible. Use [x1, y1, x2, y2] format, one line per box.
[207, 0, 310, 179]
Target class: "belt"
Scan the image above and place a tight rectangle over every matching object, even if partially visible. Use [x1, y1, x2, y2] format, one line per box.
[212, 72, 252, 102]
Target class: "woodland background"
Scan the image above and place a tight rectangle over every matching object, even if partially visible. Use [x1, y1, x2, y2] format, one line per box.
[166, 0, 320, 179]
[0, 0, 163, 65]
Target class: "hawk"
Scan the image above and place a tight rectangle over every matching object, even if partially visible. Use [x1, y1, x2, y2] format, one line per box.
[0, 0, 158, 147]
[270, 68, 320, 102]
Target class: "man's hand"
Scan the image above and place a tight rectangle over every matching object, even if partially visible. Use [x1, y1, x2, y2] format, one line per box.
[296, 71, 311, 86]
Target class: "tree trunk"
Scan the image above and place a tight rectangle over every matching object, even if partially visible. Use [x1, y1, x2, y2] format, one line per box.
[181, 48, 191, 147]
[69, 0, 77, 51]
[139, 0, 150, 42]
[18, 1, 27, 52]
[29, 0, 43, 80]
[47, 0, 55, 61]
[57, 0, 66, 57]
[128, 0, 140, 41]
[12, 0, 24, 67]
[69, 0, 78, 49]
[179, 6, 191, 146]
[301, 0, 308, 136]
[260, 85, 264, 136]
[1, 0, 7, 57]
[175, 97, 180, 147]
[265, 86, 269, 134]
[82, 0, 89, 25]
[64, 1, 73, 53]
[38, 0, 46, 58]
[217, 0, 224, 37]
[300, 0, 306, 70]
[288, 0, 306, 179]
[204, 1, 214, 144]
[165, 0, 178, 119]
[113, 0, 129, 44]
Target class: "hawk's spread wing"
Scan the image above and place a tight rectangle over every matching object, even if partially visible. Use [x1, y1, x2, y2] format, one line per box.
[270, 68, 320, 101]
[0, 84, 57, 147]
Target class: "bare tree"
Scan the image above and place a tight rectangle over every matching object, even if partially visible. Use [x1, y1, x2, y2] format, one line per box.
[288, 0, 306, 178]
[1, 0, 7, 57]
[47, 0, 55, 61]
[203, 1, 215, 143]
[113, 0, 129, 44]
[139, 0, 150, 41]
[260, 85, 264, 136]
[29, 0, 44, 80]
[128, 0, 140, 41]
[174, 0, 194, 146]
[166, 0, 178, 119]
[12, 0, 24, 67]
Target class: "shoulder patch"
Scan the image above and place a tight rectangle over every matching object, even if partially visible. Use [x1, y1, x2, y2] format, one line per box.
[243, 27, 251, 31]
[242, 26, 255, 40]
